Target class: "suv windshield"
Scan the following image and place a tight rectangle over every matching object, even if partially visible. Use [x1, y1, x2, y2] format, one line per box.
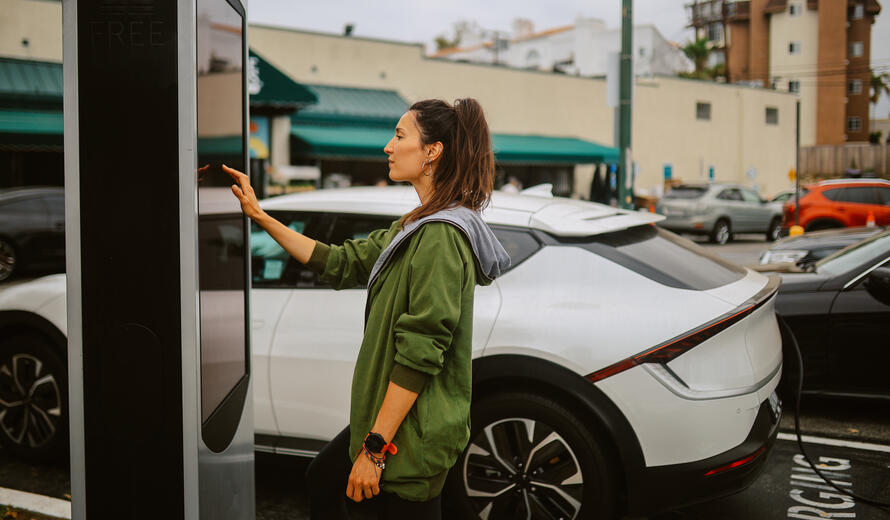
[664, 186, 708, 199]
[815, 229, 890, 277]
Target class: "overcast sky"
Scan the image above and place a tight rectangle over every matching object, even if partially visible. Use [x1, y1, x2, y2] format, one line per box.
[248, 0, 890, 119]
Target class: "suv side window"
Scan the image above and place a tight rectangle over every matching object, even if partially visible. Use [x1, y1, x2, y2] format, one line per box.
[877, 187, 890, 206]
[717, 189, 742, 201]
[328, 214, 398, 245]
[251, 211, 323, 288]
[739, 189, 761, 203]
[838, 187, 880, 205]
[822, 188, 844, 201]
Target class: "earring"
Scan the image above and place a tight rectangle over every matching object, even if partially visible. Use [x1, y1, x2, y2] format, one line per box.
[423, 160, 432, 177]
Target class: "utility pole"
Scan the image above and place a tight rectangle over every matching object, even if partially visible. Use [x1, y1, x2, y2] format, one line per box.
[618, 0, 634, 209]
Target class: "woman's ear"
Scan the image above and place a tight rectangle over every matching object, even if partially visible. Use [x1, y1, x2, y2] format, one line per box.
[427, 142, 444, 163]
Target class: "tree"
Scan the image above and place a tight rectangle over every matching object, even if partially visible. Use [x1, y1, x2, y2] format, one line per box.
[870, 71, 890, 120]
[681, 37, 711, 78]
[434, 20, 481, 51]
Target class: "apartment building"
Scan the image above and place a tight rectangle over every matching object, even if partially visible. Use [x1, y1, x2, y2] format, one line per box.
[688, 0, 882, 145]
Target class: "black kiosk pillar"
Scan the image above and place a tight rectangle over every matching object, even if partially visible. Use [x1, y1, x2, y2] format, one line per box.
[63, 1, 254, 518]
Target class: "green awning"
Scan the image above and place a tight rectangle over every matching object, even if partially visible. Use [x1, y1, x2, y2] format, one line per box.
[197, 135, 242, 156]
[0, 110, 63, 134]
[293, 84, 408, 126]
[248, 50, 317, 109]
[291, 123, 391, 159]
[0, 57, 63, 108]
[493, 134, 618, 164]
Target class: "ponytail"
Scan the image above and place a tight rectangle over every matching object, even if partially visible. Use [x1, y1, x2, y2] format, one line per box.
[400, 98, 495, 226]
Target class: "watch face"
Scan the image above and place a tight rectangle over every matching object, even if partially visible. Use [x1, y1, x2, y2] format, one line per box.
[365, 433, 385, 453]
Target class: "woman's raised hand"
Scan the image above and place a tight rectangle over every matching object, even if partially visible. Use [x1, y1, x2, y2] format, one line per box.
[223, 164, 264, 220]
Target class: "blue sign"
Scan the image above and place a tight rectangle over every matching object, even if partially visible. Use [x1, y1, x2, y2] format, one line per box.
[708, 165, 715, 181]
[664, 164, 672, 180]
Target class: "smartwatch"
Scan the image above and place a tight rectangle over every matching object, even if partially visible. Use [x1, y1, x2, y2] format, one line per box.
[364, 432, 386, 454]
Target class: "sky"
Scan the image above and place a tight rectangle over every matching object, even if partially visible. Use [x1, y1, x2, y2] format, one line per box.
[248, 0, 890, 120]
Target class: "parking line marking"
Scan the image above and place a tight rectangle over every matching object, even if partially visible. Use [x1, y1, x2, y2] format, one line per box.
[778, 432, 890, 453]
[0, 487, 71, 519]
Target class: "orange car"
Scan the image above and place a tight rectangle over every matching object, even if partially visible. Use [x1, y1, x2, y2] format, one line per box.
[782, 179, 890, 231]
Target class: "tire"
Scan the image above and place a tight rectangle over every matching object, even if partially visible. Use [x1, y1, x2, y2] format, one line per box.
[805, 219, 843, 232]
[445, 392, 619, 520]
[0, 334, 68, 461]
[0, 238, 16, 282]
[766, 217, 782, 242]
[710, 219, 731, 245]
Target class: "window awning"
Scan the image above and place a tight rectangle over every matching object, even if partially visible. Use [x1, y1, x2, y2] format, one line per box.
[0, 109, 63, 149]
[493, 134, 619, 164]
[248, 50, 317, 110]
[291, 122, 619, 164]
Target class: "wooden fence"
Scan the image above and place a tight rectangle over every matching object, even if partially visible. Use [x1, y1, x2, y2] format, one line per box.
[799, 144, 890, 180]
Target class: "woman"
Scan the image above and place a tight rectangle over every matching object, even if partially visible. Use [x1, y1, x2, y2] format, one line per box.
[226, 98, 511, 519]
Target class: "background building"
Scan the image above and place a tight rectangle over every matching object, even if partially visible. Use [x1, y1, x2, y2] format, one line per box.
[688, 0, 882, 145]
[432, 17, 693, 78]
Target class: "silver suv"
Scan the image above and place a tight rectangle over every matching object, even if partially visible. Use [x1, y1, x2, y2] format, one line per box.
[656, 183, 784, 245]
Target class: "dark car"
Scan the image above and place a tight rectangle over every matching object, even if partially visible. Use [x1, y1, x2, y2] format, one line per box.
[0, 187, 65, 282]
[773, 228, 890, 398]
[759, 226, 885, 268]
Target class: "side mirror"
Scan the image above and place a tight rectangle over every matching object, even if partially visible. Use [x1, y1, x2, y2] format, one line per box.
[864, 266, 890, 306]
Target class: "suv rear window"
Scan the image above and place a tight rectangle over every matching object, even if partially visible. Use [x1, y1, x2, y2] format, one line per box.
[569, 225, 746, 290]
[664, 186, 708, 199]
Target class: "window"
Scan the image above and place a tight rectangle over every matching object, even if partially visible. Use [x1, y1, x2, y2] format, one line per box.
[696, 102, 711, 121]
[664, 186, 708, 199]
[575, 225, 746, 290]
[852, 3, 865, 19]
[789, 3, 802, 16]
[491, 227, 540, 269]
[251, 211, 322, 288]
[877, 187, 890, 206]
[525, 49, 540, 68]
[848, 79, 863, 94]
[740, 189, 763, 203]
[847, 117, 862, 132]
[707, 23, 723, 42]
[765, 107, 779, 125]
[788, 80, 800, 93]
[717, 189, 743, 201]
[0, 197, 45, 215]
[639, 47, 646, 58]
[822, 188, 843, 201]
[849, 41, 863, 57]
[789, 41, 801, 55]
[823, 187, 879, 204]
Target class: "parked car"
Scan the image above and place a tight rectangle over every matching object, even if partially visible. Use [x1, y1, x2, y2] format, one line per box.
[656, 183, 784, 245]
[0, 187, 66, 282]
[768, 228, 890, 398]
[0, 187, 783, 518]
[781, 178, 890, 232]
[759, 226, 885, 267]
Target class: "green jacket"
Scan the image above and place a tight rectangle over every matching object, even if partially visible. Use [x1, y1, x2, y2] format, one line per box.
[306, 207, 510, 501]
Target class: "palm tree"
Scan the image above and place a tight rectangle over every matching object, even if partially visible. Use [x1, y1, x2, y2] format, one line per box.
[870, 71, 890, 120]
[682, 37, 711, 78]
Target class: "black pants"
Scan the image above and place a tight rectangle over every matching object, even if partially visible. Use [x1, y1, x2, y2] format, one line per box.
[305, 426, 442, 520]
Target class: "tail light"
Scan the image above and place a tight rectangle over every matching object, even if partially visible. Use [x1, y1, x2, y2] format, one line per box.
[704, 446, 766, 477]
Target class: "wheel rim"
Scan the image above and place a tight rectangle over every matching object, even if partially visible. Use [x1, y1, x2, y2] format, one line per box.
[0, 240, 15, 280]
[0, 353, 62, 448]
[462, 417, 584, 520]
[770, 222, 781, 241]
[716, 223, 729, 244]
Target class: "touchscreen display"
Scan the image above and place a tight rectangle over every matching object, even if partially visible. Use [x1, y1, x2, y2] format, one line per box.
[196, 0, 247, 423]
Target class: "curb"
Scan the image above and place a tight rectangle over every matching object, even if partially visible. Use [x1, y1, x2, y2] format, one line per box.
[0, 487, 71, 519]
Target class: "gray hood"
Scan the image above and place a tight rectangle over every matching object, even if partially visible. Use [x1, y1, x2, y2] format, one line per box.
[368, 205, 512, 288]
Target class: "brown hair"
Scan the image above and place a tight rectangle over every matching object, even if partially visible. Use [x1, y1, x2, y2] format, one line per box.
[399, 98, 495, 226]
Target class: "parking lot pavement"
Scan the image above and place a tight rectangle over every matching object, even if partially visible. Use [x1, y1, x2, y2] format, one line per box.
[696, 233, 771, 267]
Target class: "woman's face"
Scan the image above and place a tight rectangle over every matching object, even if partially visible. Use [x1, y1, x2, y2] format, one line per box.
[384, 111, 429, 184]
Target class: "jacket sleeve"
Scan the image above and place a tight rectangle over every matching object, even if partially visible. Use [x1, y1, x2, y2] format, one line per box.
[390, 223, 467, 393]
[305, 225, 392, 290]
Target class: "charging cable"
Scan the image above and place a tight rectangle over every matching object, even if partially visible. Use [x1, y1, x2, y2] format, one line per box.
[778, 314, 890, 509]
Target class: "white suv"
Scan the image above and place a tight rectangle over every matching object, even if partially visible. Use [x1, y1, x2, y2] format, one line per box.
[0, 186, 782, 519]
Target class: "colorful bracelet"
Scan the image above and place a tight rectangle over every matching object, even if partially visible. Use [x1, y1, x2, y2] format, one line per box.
[362, 445, 386, 470]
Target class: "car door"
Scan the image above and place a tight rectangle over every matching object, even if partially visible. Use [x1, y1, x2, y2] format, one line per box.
[875, 187, 890, 225]
[739, 188, 773, 232]
[249, 211, 326, 435]
[826, 256, 890, 396]
[715, 188, 747, 231]
[269, 213, 397, 441]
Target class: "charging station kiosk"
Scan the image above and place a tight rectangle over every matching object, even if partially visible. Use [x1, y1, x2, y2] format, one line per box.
[64, 0, 254, 518]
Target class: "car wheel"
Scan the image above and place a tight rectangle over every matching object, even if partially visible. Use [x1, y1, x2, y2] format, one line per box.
[710, 219, 731, 245]
[445, 392, 619, 520]
[0, 238, 16, 282]
[0, 334, 68, 461]
[766, 218, 782, 242]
